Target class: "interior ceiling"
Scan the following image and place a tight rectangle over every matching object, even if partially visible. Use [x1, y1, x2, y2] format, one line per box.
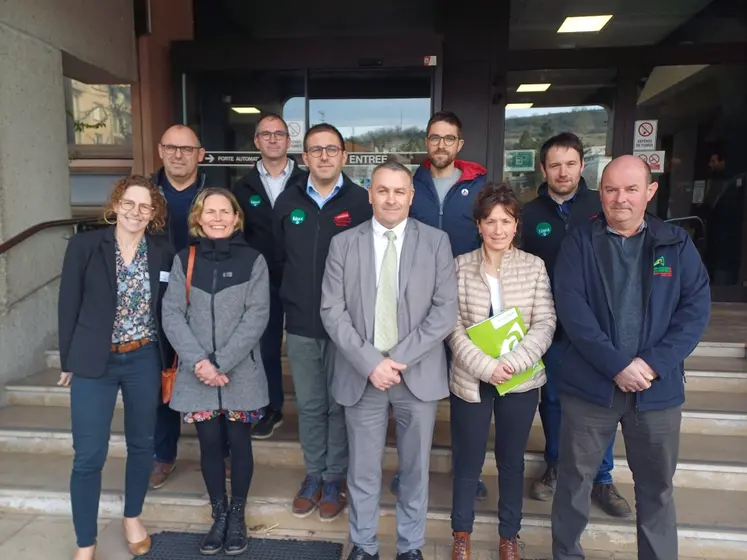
[509, 0, 715, 49]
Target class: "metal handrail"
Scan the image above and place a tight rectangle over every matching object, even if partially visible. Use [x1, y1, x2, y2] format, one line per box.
[0, 217, 100, 256]
[665, 215, 705, 229]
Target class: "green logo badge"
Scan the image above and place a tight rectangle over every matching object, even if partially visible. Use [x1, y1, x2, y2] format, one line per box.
[536, 222, 552, 237]
[653, 255, 672, 277]
[249, 194, 261, 207]
[290, 208, 306, 225]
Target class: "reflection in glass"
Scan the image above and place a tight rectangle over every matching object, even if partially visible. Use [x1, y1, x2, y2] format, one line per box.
[309, 98, 431, 187]
[65, 79, 132, 147]
[502, 105, 610, 204]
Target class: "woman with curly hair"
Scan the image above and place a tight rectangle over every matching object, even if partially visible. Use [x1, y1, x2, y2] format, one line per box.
[58, 176, 175, 559]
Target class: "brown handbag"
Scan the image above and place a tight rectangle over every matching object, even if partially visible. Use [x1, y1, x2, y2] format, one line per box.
[161, 245, 196, 404]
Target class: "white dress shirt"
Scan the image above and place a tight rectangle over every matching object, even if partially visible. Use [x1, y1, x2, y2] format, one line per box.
[257, 158, 294, 206]
[486, 274, 503, 315]
[372, 217, 407, 292]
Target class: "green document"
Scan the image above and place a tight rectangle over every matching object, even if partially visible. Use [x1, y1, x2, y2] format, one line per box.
[465, 306, 545, 396]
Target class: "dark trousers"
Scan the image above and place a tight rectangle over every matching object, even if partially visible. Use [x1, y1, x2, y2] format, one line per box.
[195, 416, 255, 501]
[260, 284, 285, 411]
[70, 343, 161, 548]
[540, 341, 615, 484]
[551, 391, 681, 560]
[451, 383, 539, 539]
[154, 390, 229, 465]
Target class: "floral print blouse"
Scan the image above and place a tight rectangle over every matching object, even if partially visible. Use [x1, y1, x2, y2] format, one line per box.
[111, 238, 157, 344]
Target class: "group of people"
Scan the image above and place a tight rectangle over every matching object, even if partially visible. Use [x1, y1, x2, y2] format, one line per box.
[58, 109, 712, 560]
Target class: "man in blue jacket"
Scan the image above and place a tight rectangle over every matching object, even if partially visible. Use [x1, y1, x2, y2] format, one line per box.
[523, 133, 630, 518]
[409, 111, 487, 257]
[391, 111, 489, 501]
[551, 155, 711, 560]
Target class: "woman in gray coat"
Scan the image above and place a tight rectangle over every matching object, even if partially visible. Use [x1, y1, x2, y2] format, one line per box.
[162, 187, 270, 556]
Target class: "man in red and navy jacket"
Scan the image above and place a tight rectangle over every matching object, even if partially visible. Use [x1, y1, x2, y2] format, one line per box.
[393, 111, 488, 501]
[409, 111, 487, 258]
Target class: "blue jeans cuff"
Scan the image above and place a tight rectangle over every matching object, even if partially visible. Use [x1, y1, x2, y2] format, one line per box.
[593, 472, 614, 485]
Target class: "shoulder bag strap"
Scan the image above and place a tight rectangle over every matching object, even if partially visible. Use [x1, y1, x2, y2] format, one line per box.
[185, 245, 196, 303]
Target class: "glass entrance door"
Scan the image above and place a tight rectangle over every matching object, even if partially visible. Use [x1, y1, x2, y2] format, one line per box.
[307, 68, 434, 187]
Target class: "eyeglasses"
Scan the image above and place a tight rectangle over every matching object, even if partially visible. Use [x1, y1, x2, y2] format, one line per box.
[160, 144, 201, 156]
[256, 131, 289, 141]
[307, 145, 341, 158]
[120, 199, 154, 216]
[426, 134, 460, 147]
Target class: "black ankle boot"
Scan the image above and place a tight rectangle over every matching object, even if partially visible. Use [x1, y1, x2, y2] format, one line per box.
[224, 497, 248, 556]
[200, 495, 228, 556]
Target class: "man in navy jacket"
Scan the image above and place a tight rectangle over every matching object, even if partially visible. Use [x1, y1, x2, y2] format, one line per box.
[393, 110, 488, 500]
[551, 155, 711, 560]
[409, 111, 487, 258]
[523, 133, 629, 518]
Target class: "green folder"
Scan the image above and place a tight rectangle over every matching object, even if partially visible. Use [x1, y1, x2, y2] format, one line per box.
[465, 306, 545, 396]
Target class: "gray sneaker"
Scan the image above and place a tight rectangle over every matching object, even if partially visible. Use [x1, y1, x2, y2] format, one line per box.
[530, 466, 557, 501]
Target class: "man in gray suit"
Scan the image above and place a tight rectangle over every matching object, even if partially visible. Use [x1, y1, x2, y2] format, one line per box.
[321, 160, 458, 560]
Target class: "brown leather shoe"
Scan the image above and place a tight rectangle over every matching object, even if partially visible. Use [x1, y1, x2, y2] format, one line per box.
[499, 537, 520, 560]
[149, 461, 175, 489]
[452, 532, 470, 560]
[591, 482, 632, 517]
[292, 475, 323, 517]
[318, 480, 347, 522]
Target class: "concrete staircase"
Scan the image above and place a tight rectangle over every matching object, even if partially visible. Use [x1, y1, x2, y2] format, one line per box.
[0, 339, 746, 558]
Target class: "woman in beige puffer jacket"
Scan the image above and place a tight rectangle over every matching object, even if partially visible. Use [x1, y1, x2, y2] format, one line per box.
[448, 183, 556, 560]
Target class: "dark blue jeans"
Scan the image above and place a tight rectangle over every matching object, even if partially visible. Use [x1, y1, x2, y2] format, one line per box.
[154, 398, 181, 464]
[451, 384, 539, 538]
[539, 341, 615, 485]
[70, 343, 161, 548]
[260, 284, 285, 411]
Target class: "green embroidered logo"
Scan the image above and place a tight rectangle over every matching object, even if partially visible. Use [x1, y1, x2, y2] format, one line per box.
[653, 256, 672, 277]
[249, 194, 261, 207]
[290, 208, 306, 225]
[536, 222, 552, 237]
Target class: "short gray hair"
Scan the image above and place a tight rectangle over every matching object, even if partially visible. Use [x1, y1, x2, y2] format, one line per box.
[371, 160, 413, 181]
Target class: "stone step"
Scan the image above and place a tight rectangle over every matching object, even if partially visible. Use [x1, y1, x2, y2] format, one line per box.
[7, 368, 747, 436]
[0, 405, 746, 492]
[0, 451, 744, 558]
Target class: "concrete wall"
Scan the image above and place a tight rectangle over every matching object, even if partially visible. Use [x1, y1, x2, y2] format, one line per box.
[0, 0, 137, 83]
[0, 2, 137, 385]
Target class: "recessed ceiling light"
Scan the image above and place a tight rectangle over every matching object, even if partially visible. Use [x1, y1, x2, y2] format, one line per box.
[517, 83, 551, 92]
[506, 103, 534, 110]
[557, 15, 613, 33]
[231, 106, 261, 114]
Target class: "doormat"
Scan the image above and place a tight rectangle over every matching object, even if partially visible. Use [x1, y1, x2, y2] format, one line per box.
[137, 531, 343, 559]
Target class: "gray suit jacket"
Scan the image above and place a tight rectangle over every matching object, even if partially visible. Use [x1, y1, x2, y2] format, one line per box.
[321, 218, 458, 407]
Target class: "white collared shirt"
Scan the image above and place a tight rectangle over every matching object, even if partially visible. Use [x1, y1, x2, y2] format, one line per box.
[257, 158, 294, 206]
[372, 217, 407, 291]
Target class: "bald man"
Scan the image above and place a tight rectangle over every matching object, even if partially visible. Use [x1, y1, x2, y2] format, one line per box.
[150, 125, 209, 489]
[551, 155, 711, 559]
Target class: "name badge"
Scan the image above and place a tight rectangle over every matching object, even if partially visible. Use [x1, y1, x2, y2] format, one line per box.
[159, 271, 170, 282]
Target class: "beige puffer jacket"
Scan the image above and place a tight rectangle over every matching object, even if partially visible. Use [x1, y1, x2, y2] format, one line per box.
[448, 247, 556, 403]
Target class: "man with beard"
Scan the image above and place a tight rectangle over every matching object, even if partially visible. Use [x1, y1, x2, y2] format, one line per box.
[394, 110, 489, 501]
[522, 132, 631, 518]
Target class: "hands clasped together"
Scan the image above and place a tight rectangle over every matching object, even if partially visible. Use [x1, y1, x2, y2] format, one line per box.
[369, 358, 407, 391]
[614, 358, 658, 392]
[195, 359, 229, 387]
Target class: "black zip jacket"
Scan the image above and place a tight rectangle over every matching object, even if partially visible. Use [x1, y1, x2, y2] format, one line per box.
[273, 172, 373, 339]
[233, 159, 305, 286]
[521, 178, 602, 286]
